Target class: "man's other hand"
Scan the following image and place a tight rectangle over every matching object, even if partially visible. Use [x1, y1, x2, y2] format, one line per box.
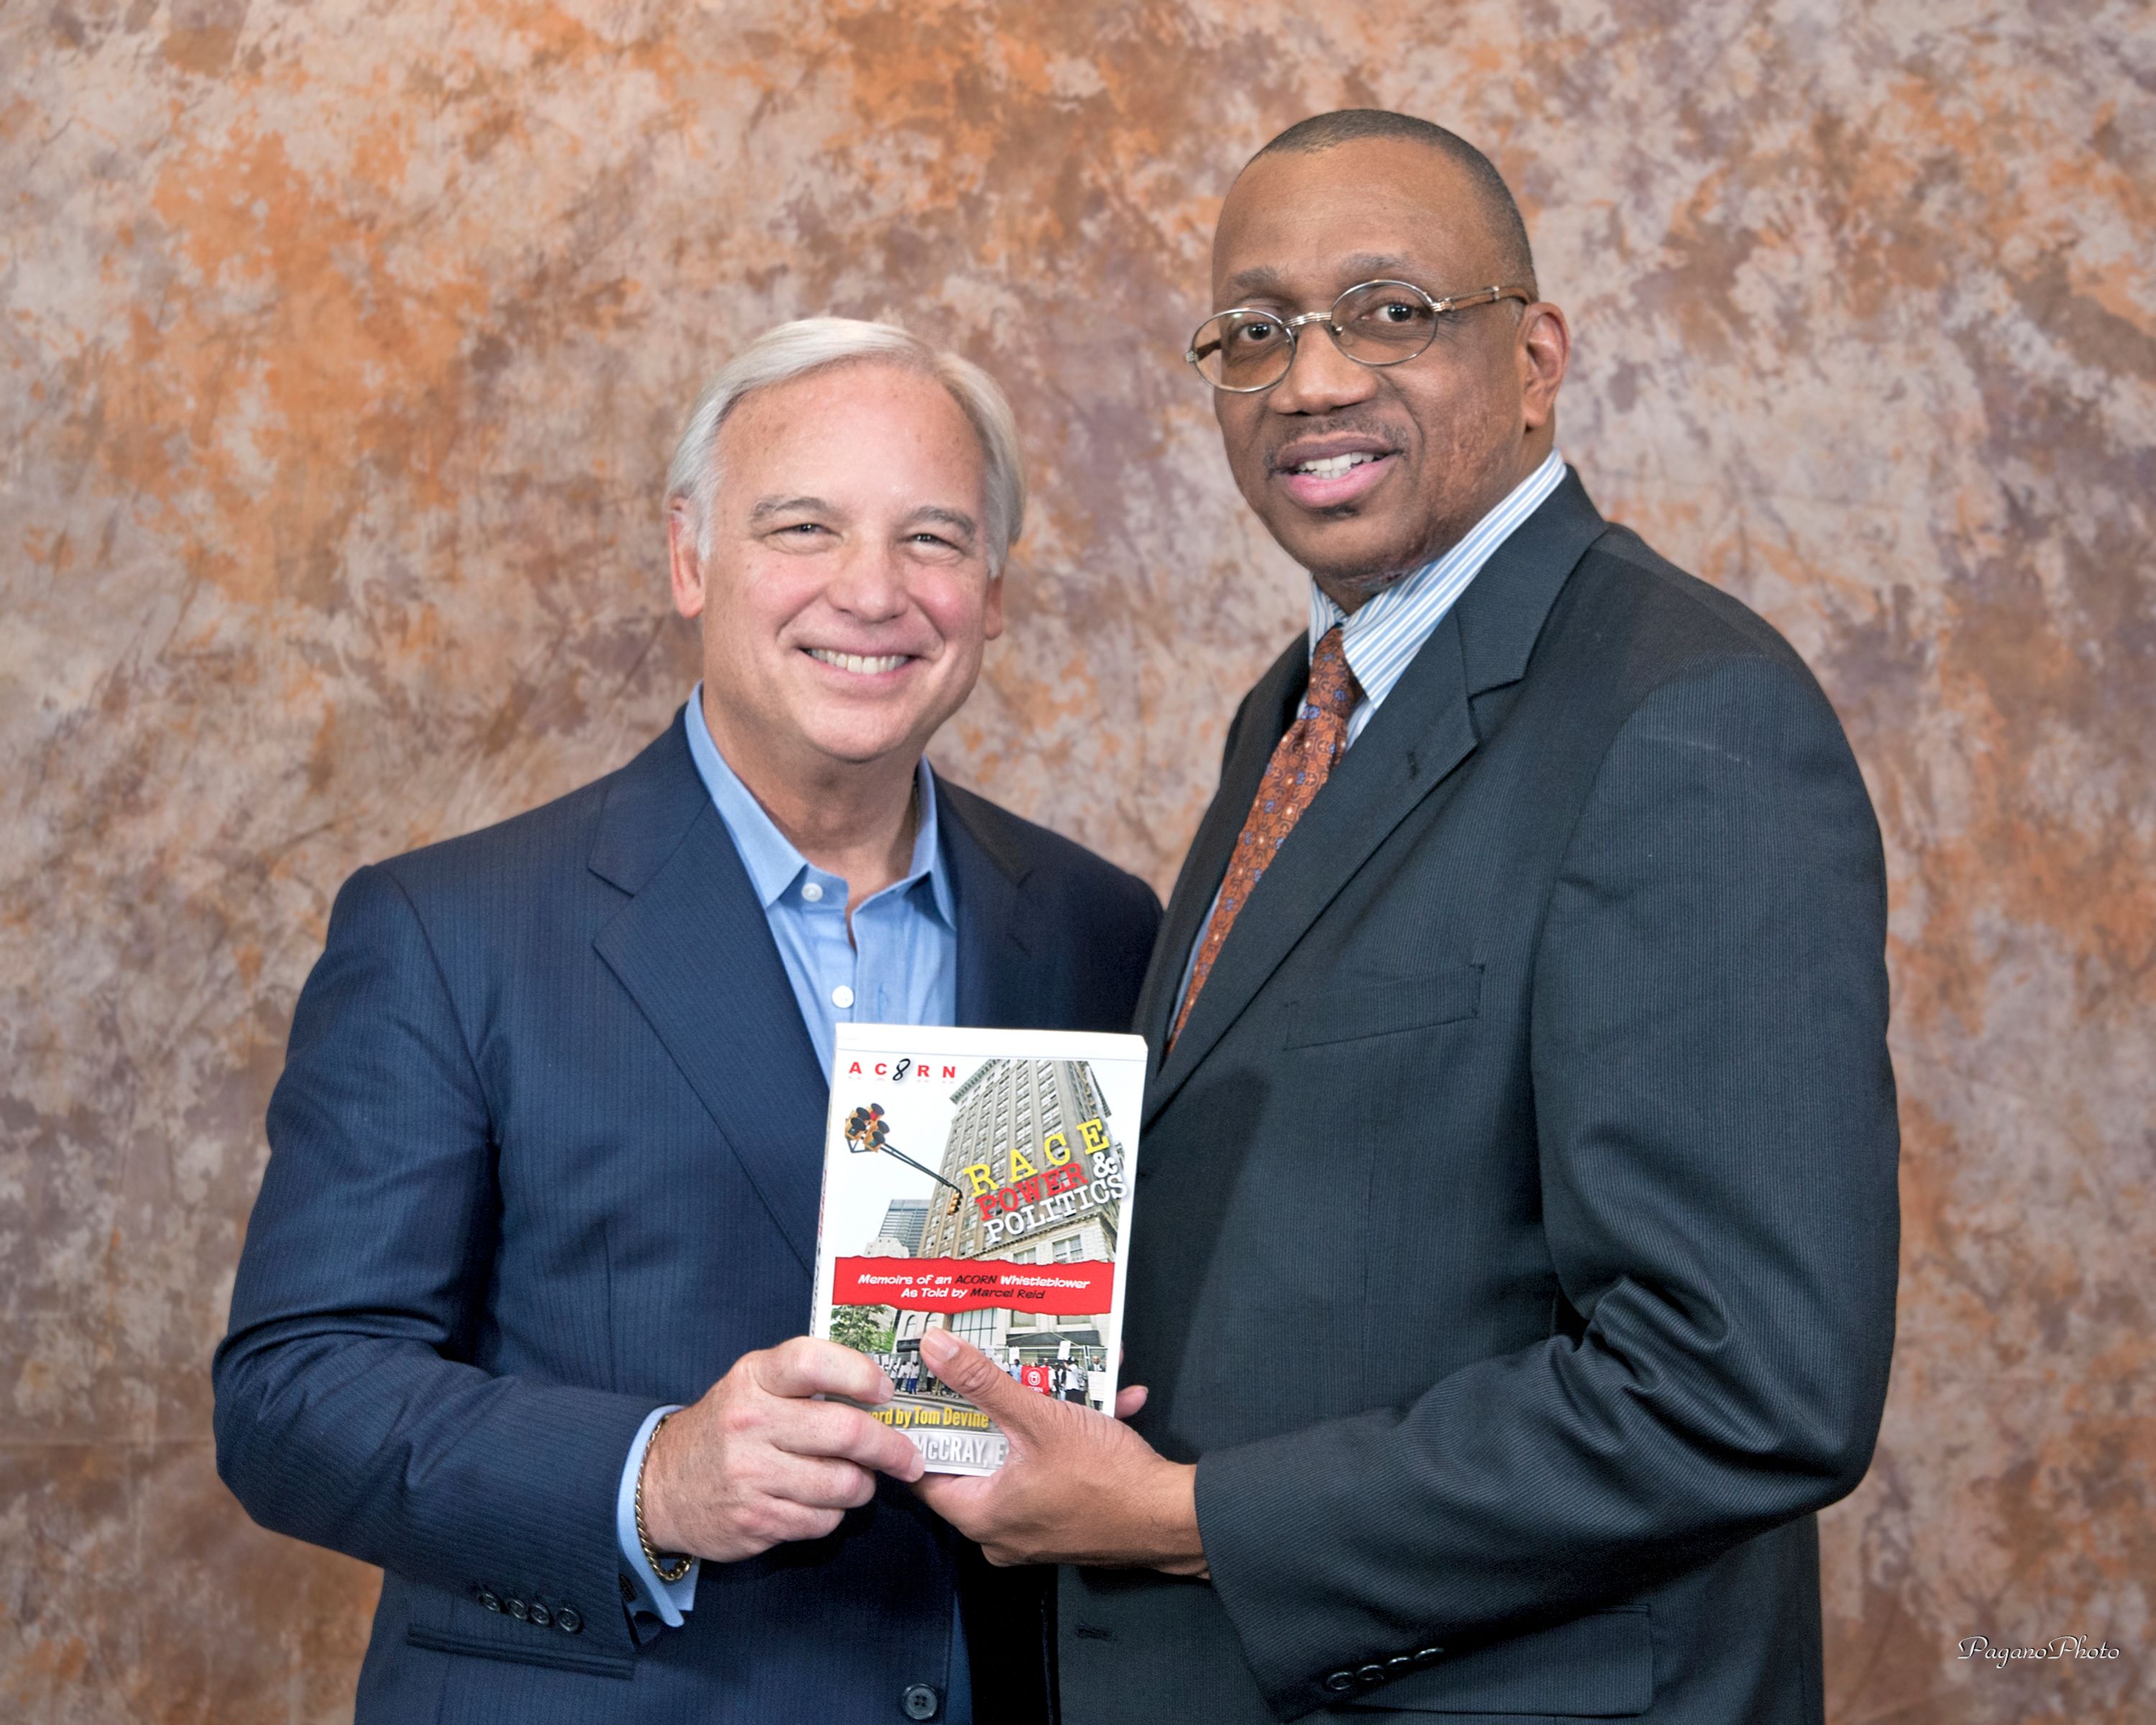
[911, 1328, 1207, 1576]
[640, 1336, 925, 1563]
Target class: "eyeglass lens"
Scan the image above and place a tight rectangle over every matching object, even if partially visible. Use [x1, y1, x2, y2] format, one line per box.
[1189, 282, 1442, 390]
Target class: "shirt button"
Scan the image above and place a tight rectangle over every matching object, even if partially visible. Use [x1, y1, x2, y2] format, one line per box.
[801, 880, 824, 902]
[831, 984, 855, 1009]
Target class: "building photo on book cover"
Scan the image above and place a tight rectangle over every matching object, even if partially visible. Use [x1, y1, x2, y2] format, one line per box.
[811, 1024, 1148, 1474]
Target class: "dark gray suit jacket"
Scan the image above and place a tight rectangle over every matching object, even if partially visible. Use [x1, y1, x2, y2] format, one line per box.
[1058, 473, 1897, 1724]
[214, 713, 1159, 1724]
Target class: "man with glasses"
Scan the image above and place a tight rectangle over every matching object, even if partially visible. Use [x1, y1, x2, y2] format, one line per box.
[915, 110, 1899, 1724]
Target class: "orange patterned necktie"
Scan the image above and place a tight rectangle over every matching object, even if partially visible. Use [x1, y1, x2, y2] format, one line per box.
[1171, 625, 1363, 1046]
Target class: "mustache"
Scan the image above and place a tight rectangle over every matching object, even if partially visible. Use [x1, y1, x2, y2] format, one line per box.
[1259, 412, 1404, 463]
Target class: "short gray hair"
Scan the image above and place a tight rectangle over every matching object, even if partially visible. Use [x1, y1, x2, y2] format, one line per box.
[665, 317, 1027, 575]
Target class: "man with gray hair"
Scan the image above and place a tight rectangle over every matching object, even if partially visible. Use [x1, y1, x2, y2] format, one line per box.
[215, 318, 1158, 1723]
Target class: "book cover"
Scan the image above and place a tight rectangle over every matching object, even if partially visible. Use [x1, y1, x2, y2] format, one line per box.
[810, 1023, 1148, 1474]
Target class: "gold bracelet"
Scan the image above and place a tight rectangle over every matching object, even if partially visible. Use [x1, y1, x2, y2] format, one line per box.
[634, 1412, 694, 1584]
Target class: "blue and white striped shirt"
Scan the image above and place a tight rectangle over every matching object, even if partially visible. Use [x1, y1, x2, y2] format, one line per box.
[1311, 448, 1567, 749]
[1174, 450, 1567, 1017]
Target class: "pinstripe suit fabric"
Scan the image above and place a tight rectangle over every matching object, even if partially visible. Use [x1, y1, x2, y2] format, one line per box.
[214, 712, 1159, 1724]
[1057, 472, 1899, 1724]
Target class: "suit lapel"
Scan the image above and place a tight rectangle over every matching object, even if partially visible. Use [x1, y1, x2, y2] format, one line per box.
[936, 780, 1036, 1029]
[1145, 618, 1477, 1122]
[1132, 643, 1306, 1072]
[591, 717, 828, 1274]
[1144, 469, 1609, 1126]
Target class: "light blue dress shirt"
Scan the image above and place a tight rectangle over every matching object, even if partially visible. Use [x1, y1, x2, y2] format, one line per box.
[681, 682, 958, 1074]
[614, 689, 968, 1716]
[1174, 451, 1569, 1016]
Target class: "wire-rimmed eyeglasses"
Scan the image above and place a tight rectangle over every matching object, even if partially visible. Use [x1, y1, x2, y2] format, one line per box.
[1186, 280, 1533, 393]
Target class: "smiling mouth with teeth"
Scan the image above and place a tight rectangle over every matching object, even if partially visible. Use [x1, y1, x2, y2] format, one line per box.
[1291, 452, 1385, 477]
[807, 648, 912, 675]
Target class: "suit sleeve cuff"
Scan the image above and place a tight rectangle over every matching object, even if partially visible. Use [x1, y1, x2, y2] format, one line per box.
[615, 1405, 699, 1628]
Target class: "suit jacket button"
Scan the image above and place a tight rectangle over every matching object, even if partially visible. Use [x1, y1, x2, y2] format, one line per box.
[900, 1683, 940, 1719]
[1414, 1645, 1445, 1663]
[1386, 1655, 1414, 1671]
[507, 1599, 529, 1622]
[528, 1603, 552, 1628]
[1321, 1672, 1357, 1694]
[1357, 1664, 1386, 1685]
[476, 1589, 502, 1613]
[556, 1606, 583, 1635]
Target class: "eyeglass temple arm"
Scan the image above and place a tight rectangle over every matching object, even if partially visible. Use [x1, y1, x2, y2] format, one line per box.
[1403, 284, 1534, 316]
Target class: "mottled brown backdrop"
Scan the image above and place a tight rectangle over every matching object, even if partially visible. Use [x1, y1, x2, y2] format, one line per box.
[3, 1, 2150, 1720]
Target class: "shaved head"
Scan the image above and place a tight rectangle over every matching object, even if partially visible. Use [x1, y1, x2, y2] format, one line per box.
[1251, 110, 1536, 295]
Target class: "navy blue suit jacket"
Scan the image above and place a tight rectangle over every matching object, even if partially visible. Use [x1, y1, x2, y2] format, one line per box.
[214, 712, 1159, 1723]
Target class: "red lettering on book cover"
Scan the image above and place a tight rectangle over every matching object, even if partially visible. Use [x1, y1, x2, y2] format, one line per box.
[831, 1256, 1113, 1315]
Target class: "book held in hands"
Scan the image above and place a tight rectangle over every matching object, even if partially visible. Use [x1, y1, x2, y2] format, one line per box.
[811, 1024, 1148, 1474]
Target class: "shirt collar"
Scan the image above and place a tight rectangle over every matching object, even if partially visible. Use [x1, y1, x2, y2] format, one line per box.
[1307, 448, 1568, 706]
[683, 686, 954, 927]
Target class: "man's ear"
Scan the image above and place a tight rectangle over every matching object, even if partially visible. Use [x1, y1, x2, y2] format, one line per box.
[982, 567, 1006, 643]
[667, 502, 709, 621]
[1517, 303, 1571, 434]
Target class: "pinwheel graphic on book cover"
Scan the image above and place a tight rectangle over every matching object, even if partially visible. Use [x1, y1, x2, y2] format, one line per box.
[811, 1024, 1148, 1474]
